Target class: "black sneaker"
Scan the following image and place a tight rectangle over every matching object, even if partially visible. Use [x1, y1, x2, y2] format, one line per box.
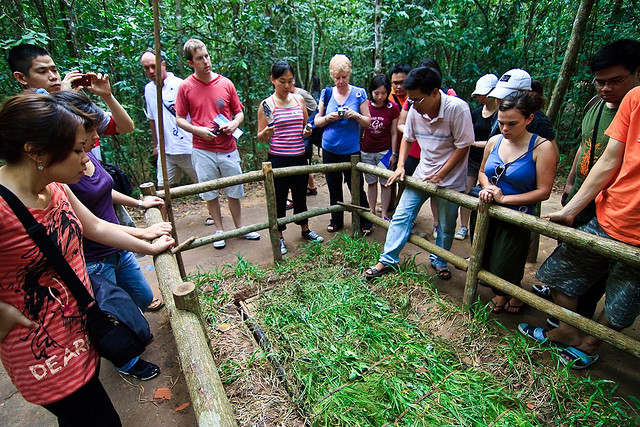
[546, 317, 560, 329]
[119, 358, 160, 380]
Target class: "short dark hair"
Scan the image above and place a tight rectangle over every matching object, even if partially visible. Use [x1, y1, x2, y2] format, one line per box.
[51, 91, 103, 131]
[499, 91, 536, 118]
[270, 60, 295, 79]
[417, 58, 443, 79]
[390, 64, 411, 76]
[7, 44, 51, 75]
[590, 39, 640, 73]
[403, 66, 442, 94]
[368, 74, 391, 99]
[0, 92, 91, 165]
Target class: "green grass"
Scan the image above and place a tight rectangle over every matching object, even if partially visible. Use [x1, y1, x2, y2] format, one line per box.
[193, 234, 640, 426]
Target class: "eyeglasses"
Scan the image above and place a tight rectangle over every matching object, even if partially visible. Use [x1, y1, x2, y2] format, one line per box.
[408, 96, 425, 105]
[592, 73, 632, 89]
[490, 164, 507, 185]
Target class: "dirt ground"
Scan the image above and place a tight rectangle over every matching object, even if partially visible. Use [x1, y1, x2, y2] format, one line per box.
[2, 174, 638, 426]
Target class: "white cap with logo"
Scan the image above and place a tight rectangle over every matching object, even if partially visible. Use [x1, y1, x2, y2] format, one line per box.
[489, 69, 532, 99]
[472, 74, 498, 96]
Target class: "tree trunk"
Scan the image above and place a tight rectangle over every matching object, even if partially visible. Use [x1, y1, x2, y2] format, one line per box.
[175, 0, 185, 76]
[373, 0, 382, 73]
[58, 0, 80, 59]
[546, 0, 596, 124]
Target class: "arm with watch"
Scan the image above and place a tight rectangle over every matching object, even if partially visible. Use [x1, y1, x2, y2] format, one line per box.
[110, 190, 172, 240]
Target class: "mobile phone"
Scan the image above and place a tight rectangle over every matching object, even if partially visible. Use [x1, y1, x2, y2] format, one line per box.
[267, 122, 274, 128]
[73, 74, 92, 88]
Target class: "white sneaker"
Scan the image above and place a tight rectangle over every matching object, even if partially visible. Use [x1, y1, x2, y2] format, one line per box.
[242, 231, 261, 240]
[213, 230, 226, 249]
[454, 226, 468, 240]
[279, 238, 288, 255]
[302, 230, 324, 242]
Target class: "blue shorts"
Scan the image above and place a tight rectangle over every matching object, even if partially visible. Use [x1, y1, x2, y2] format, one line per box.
[536, 217, 640, 328]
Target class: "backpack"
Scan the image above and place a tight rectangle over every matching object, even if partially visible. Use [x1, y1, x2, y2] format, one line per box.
[307, 86, 333, 148]
[102, 162, 134, 196]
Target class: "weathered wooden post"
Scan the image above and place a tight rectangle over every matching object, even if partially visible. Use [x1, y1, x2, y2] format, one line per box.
[463, 200, 490, 309]
[350, 155, 361, 235]
[262, 162, 282, 261]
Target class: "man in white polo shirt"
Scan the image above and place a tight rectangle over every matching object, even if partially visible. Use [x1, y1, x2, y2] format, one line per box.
[140, 49, 197, 190]
[364, 65, 474, 281]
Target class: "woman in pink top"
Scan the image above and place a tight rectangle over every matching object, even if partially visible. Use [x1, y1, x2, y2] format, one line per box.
[257, 61, 324, 255]
[0, 92, 173, 426]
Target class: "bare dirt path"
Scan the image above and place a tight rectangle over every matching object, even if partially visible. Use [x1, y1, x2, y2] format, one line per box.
[2, 175, 638, 426]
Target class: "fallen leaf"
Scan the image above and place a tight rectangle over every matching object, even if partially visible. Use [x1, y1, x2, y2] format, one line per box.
[154, 387, 172, 400]
[216, 323, 232, 332]
[176, 402, 190, 411]
[526, 403, 535, 410]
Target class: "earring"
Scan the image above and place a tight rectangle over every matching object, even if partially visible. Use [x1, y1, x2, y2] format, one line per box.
[37, 163, 44, 171]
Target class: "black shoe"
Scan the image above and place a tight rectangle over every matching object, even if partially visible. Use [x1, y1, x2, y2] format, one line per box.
[546, 317, 560, 329]
[119, 358, 160, 380]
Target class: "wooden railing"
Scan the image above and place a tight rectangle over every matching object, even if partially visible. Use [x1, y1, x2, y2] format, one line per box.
[141, 156, 640, 425]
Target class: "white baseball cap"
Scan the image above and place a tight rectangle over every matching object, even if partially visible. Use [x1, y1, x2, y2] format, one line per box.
[489, 69, 532, 99]
[471, 74, 498, 96]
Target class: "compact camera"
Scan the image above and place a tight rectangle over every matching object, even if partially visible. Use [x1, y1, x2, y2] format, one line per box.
[337, 106, 347, 117]
[73, 74, 92, 88]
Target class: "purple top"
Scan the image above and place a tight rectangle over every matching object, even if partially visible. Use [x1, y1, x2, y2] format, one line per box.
[68, 152, 120, 262]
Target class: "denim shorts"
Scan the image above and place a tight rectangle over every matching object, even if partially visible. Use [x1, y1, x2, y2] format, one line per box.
[536, 217, 640, 328]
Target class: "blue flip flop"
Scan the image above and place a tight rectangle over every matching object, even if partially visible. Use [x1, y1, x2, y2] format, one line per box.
[559, 346, 599, 370]
[517, 323, 566, 347]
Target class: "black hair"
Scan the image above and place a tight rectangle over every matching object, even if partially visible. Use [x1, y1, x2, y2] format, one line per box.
[7, 44, 51, 75]
[403, 66, 442, 94]
[499, 91, 536, 118]
[591, 39, 640, 73]
[271, 60, 295, 79]
[417, 58, 443, 79]
[390, 64, 411, 76]
[529, 80, 547, 110]
[51, 91, 103, 131]
[368, 74, 391, 99]
[0, 92, 91, 165]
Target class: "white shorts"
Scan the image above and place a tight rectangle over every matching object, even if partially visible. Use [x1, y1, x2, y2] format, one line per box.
[361, 151, 389, 186]
[191, 148, 244, 200]
[157, 154, 197, 187]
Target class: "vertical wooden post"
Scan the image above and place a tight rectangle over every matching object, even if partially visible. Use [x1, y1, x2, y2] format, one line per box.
[141, 182, 186, 277]
[527, 202, 541, 263]
[262, 162, 282, 261]
[463, 200, 490, 309]
[350, 155, 361, 236]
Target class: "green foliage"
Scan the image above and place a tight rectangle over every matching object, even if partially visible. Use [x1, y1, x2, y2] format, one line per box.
[1, 0, 639, 178]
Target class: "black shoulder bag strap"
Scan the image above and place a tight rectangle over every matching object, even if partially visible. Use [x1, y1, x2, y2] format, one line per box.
[588, 101, 606, 171]
[0, 184, 95, 312]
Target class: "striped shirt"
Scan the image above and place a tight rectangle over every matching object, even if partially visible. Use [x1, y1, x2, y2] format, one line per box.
[0, 183, 99, 405]
[269, 97, 306, 156]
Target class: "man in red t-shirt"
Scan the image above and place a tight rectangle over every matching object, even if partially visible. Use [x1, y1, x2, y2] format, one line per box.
[175, 39, 260, 249]
[520, 85, 640, 369]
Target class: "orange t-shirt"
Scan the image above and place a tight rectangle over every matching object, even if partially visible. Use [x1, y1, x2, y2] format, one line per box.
[598, 86, 640, 245]
[0, 183, 98, 404]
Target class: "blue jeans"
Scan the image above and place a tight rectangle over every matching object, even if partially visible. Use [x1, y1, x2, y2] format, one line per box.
[379, 187, 458, 268]
[86, 250, 153, 311]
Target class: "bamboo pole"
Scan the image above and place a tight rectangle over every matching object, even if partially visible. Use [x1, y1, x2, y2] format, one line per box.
[262, 162, 282, 261]
[151, 0, 184, 278]
[463, 200, 489, 309]
[144, 206, 238, 427]
[141, 183, 186, 277]
[350, 155, 361, 235]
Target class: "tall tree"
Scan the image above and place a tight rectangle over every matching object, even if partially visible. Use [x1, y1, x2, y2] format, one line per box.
[546, 0, 596, 124]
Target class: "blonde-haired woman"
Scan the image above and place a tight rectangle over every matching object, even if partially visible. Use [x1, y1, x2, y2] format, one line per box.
[315, 54, 373, 234]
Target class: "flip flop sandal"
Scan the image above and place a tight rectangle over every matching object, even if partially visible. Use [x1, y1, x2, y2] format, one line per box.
[489, 300, 506, 314]
[504, 301, 526, 314]
[361, 228, 373, 236]
[147, 298, 165, 312]
[204, 217, 215, 226]
[327, 224, 343, 233]
[559, 346, 599, 370]
[307, 187, 318, 196]
[364, 264, 394, 280]
[517, 323, 566, 347]
[434, 266, 452, 280]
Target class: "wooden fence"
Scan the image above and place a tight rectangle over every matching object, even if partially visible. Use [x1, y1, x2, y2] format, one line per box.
[141, 157, 640, 425]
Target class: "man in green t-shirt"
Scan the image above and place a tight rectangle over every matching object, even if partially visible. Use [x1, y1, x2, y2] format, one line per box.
[533, 39, 640, 326]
